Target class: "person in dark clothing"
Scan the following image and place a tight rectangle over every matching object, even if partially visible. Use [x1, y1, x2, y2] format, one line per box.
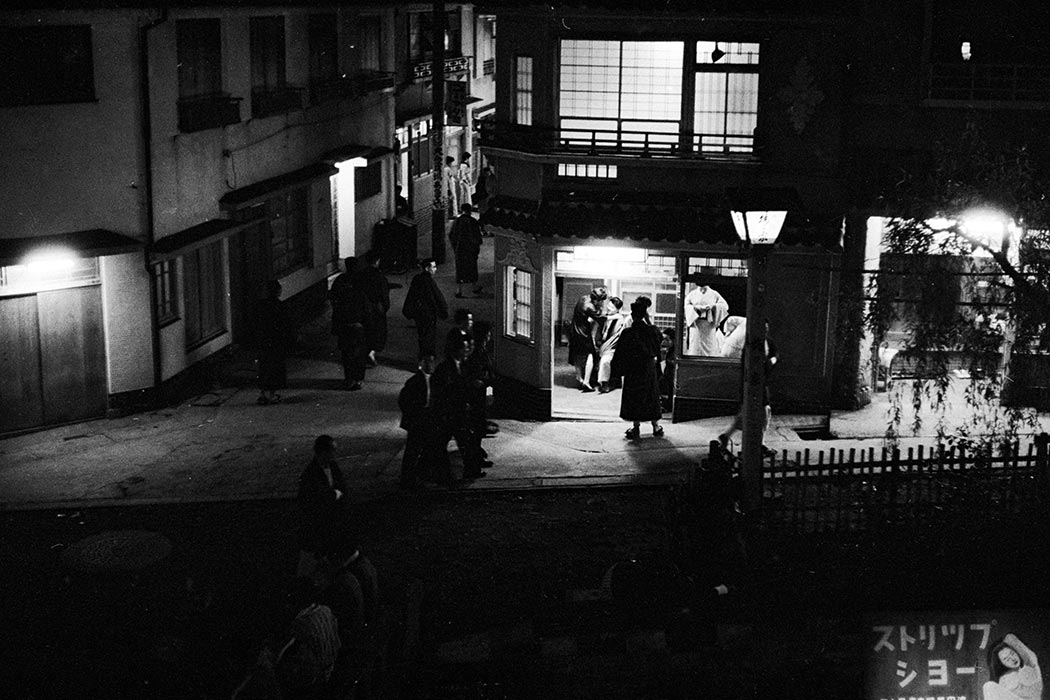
[256, 280, 293, 405]
[297, 435, 352, 577]
[569, 286, 607, 392]
[402, 258, 449, 358]
[611, 297, 665, 440]
[357, 250, 390, 368]
[433, 336, 489, 480]
[659, 328, 677, 412]
[445, 307, 474, 350]
[448, 202, 485, 298]
[329, 257, 368, 390]
[397, 355, 452, 489]
[464, 320, 499, 437]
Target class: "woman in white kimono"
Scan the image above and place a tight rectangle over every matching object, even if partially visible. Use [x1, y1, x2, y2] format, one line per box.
[684, 284, 729, 356]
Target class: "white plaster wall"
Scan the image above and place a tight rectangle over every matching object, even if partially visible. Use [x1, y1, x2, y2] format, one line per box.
[0, 11, 147, 240]
[100, 252, 154, 393]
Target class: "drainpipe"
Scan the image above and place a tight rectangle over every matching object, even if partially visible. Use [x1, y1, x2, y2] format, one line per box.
[141, 9, 168, 392]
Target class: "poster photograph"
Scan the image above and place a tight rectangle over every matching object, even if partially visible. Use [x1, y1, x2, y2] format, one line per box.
[865, 610, 1048, 700]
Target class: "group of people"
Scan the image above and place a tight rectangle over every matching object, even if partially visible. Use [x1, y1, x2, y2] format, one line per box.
[443, 151, 476, 217]
[569, 287, 672, 440]
[328, 252, 391, 392]
[398, 309, 499, 489]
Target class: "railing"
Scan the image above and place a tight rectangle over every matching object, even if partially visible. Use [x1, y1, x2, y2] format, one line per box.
[177, 93, 242, 134]
[478, 120, 757, 160]
[309, 71, 397, 105]
[251, 85, 305, 119]
[927, 62, 1050, 103]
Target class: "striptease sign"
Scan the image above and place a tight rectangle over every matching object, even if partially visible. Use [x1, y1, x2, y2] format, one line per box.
[864, 611, 1047, 700]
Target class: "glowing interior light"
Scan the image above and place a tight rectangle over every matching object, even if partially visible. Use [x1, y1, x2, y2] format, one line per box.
[961, 41, 972, 61]
[25, 249, 77, 278]
[572, 246, 646, 263]
[961, 211, 1007, 250]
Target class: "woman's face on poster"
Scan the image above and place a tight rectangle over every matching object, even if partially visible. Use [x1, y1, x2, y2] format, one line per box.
[998, 645, 1022, 669]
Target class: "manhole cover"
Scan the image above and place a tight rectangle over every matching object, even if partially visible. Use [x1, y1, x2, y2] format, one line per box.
[61, 530, 172, 573]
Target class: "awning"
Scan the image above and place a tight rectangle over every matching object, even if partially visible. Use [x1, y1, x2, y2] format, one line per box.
[321, 143, 395, 164]
[219, 162, 337, 209]
[0, 229, 143, 265]
[481, 190, 842, 251]
[150, 218, 261, 262]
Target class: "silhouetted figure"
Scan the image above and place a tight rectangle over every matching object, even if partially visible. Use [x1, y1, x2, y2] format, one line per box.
[569, 287, 607, 392]
[357, 250, 390, 368]
[612, 297, 664, 439]
[398, 355, 451, 489]
[256, 280, 292, 405]
[297, 435, 352, 571]
[402, 258, 448, 358]
[449, 202, 485, 298]
[329, 257, 367, 390]
[433, 336, 489, 480]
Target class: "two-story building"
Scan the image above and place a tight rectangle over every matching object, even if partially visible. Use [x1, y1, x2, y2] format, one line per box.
[479, 2, 850, 422]
[0, 2, 398, 433]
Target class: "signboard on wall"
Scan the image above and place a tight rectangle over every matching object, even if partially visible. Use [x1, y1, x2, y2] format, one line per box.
[864, 610, 1048, 700]
[445, 80, 467, 126]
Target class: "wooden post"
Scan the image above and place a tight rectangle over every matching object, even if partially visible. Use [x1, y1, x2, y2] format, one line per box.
[1036, 432, 1050, 504]
[430, 0, 447, 264]
[740, 245, 771, 514]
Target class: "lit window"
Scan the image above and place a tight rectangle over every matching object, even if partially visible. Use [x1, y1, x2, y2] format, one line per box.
[504, 267, 533, 340]
[153, 260, 178, 326]
[682, 254, 749, 358]
[514, 56, 533, 125]
[694, 42, 760, 154]
[557, 163, 618, 179]
[184, 241, 227, 348]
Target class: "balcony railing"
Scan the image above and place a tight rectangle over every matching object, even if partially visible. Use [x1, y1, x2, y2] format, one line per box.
[309, 71, 397, 105]
[177, 93, 242, 134]
[478, 120, 757, 161]
[927, 63, 1050, 103]
[251, 85, 305, 119]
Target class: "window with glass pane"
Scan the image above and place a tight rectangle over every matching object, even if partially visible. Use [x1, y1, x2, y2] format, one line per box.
[250, 17, 286, 92]
[308, 14, 338, 99]
[268, 187, 311, 277]
[408, 119, 432, 177]
[559, 40, 683, 151]
[153, 260, 178, 326]
[681, 255, 748, 358]
[358, 16, 383, 72]
[694, 41, 759, 154]
[505, 267, 533, 339]
[514, 56, 533, 125]
[408, 10, 461, 64]
[177, 19, 222, 100]
[184, 241, 226, 348]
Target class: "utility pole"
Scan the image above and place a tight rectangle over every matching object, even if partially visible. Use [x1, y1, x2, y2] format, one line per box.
[740, 245, 770, 514]
[430, 0, 446, 264]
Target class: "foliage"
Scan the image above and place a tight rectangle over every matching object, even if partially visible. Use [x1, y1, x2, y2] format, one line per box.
[869, 120, 1049, 447]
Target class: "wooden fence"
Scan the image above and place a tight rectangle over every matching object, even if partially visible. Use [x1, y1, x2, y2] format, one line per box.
[736, 436, 1050, 533]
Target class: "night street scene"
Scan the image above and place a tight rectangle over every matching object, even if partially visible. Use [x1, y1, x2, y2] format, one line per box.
[5, 0, 1050, 698]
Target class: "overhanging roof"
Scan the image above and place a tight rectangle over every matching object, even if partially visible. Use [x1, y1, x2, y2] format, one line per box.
[0, 229, 143, 265]
[322, 143, 395, 164]
[151, 218, 260, 262]
[481, 191, 841, 250]
[219, 162, 337, 209]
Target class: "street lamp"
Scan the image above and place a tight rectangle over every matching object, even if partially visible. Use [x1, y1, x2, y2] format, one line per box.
[730, 206, 787, 514]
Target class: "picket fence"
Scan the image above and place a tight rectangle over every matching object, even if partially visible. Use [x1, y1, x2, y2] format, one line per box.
[755, 437, 1050, 533]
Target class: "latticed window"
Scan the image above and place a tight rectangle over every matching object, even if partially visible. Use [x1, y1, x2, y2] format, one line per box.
[267, 187, 311, 277]
[694, 42, 760, 154]
[153, 260, 178, 326]
[514, 56, 533, 125]
[184, 241, 226, 348]
[505, 267, 533, 340]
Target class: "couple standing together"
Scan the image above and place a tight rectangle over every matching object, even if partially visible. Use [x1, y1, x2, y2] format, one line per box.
[570, 287, 665, 440]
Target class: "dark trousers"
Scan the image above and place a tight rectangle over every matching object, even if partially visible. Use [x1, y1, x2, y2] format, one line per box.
[338, 324, 368, 383]
[448, 419, 487, 476]
[401, 424, 451, 488]
[416, 316, 437, 358]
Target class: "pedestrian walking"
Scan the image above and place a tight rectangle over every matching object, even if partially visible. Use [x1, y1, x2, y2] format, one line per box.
[296, 435, 353, 578]
[611, 297, 665, 440]
[397, 355, 451, 489]
[329, 257, 367, 391]
[569, 286, 607, 392]
[719, 319, 777, 454]
[448, 202, 485, 298]
[357, 250, 390, 368]
[402, 258, 449, 358]
[255, 280, 293, 406]
[433, 336, 489, 480]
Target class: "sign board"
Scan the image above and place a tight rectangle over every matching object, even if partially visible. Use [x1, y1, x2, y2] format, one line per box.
[864, 610, 1048, 700]
[445, 80, 467, 126]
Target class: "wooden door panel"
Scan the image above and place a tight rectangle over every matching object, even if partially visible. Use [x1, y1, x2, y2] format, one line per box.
[38, 286, 107, 424]
[0, 295, 44, 432]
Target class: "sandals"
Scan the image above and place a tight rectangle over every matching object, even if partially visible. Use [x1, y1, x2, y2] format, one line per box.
[653, 425, 664, 437]
[625, 427, 640, 440]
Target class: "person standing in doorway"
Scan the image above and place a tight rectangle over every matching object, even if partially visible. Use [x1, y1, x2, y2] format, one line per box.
[595, 297, 627, 394]
[457, 151, 474, 209]
[402, 258, 449, 358]
[255, 280, 292, 406]
[611, 297, 665, 440]
[569, 286, 607, 392]
[684, 283, 729, 356]
[329, 257, 367, 391]
[448, 202, 484, 298]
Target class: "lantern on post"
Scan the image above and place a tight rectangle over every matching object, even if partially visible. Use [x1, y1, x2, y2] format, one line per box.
[729, 197, 787, 515]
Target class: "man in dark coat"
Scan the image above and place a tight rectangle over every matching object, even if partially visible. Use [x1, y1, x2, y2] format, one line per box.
[329, 257, 368, 390]
[255, 279, 293, 405]
[297, 435, 352, 564]
[611, 297, 665, 440]
[397, 355, 451, 489]
[433, 336, 489, 480]
[403, 258, 448, 358]
[357, 250, 390, 368]
[448, 202, 484, 298]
